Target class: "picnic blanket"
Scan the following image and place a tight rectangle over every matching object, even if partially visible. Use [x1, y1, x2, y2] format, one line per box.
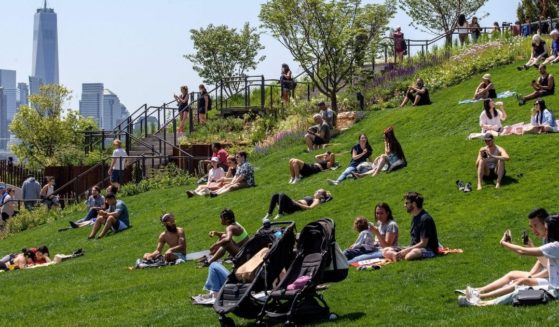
[458, 91, 516, 104]
[131, 250, 210, 269]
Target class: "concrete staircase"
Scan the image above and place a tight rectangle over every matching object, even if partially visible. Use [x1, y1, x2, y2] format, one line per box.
[128, 133, 176, 178]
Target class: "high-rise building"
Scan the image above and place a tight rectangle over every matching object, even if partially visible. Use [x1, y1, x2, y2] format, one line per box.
[17, 83, 29, 108]
[79, 83, 104, 128]
[103, 89, 124, 130]
[0, 88, 7, 150]
[29, 76, 43, 97]
[0, 70, 17, 124]
[31, 1, 59, 88]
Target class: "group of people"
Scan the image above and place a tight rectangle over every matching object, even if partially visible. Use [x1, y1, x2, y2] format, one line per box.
[174, 83, 211, 134]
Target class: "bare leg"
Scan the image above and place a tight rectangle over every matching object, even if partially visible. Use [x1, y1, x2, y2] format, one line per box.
[404, 248, 423, 260]
[98, 215, 116, 238]
[495, 160, 505, 188]
[481, 277, 539, 299]
[400, 92, 410, 107]
[477, 271, 530, 294]
[373, 155, 388, 176]
[208, 247, 226, 264]
[292, 159, 304, 177]
[88, 216, 106, 239]
[476, 160, 488, 190]
[304, 134, 315, 151]
[413, 95, 422, 106]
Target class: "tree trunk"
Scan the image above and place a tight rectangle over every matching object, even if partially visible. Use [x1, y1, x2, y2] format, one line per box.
[330, 90, 338, 111]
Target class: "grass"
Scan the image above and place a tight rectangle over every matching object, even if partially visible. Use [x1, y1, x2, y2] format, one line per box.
[2, 59, 559, 326]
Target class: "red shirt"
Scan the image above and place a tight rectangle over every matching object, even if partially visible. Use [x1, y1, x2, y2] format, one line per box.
[213, 149, 229, 167]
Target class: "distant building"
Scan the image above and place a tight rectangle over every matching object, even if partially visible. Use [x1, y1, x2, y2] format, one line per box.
[79, 83, 104, 128]
[103, 89, 123, 130]
[32, 1, 59, 87]
[17, 82, 29, 108]
[0, 88, 7, 150]
[29, 76, 43, 97]
[0, 70, 17, 124]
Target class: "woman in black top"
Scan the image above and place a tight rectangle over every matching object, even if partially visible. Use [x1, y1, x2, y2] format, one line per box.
[197, 84, 209, 124]
[174, 85, 189, 134]
[518, 34, 549, 70]
[473, 74, 497, 100]
[280, 63, 292, 105]
[519, 64, 555, 105]
[262, 189, 332, 221]
[327, 133, 372, 185]
[288, 151, 336, 184]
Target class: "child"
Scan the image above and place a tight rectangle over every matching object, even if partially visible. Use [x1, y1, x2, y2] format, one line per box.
[343, 217, 376, 260]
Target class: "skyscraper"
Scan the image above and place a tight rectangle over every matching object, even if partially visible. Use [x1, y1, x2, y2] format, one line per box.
[103, 89, 123, 130]
[0, 88, 7, 150]
[17, 83, 29, 108]
[31, 0, 59, 88]
[0, 70, 17, 123]
[79, 83, 104, 128]
[29, 76, 43, 96]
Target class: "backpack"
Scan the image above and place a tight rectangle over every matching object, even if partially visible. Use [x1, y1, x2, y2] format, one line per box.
[512, 288, 555, 306]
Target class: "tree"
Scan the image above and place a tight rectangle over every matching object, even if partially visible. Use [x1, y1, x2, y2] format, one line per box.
[398, 0, 488, 44]
[517, 0, 557, 23]
[9, 84, 98, 168]
[184, 23, 266, 98]
[260, 0, 395, 111]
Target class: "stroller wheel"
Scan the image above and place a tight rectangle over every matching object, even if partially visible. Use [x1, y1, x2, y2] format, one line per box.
[219, 316, 235, 327]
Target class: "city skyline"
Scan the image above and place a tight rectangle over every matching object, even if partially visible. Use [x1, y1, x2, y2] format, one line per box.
[32, 0, 59, 86]
[0, 1, 518, 114]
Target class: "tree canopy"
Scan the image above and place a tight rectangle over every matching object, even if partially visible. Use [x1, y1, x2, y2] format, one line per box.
[260, 0, 395, 110]
[517, 0, 558, 23]
[398, 0, 488, 44]
[184, 23, 266, 98]
[9, 84, 98, 168]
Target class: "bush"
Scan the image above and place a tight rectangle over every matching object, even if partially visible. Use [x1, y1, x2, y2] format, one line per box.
[118, 163, 194, 197]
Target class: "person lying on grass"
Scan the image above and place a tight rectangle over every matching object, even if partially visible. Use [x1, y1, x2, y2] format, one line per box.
[204, 209, 249, 266]
[459, 214, 559, 306]
[352, 127, 406, 178]
[383, 192, 439, 261]
[88, 193, 129, 239]
[347, 202, 399, 264]
[523, 98, 558, 134]
[456, 208, 549, 302]
[262, 189, 332, 221]
[143, 213, 186, 264]
[288, 151, 336, 184]
[475, 133, 510, 191]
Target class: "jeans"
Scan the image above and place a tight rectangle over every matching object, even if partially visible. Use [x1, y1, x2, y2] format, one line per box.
[76, 209, 99, 224]
[204, 262, 230, 292]
[268, 193, 302, 215]
[336, 166, 356, 183]
[347, 249, 384, 264]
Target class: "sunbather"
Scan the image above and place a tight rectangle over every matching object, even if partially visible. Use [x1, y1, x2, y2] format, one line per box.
[288, 151, 336, 184]
[479, 99, 507, 135]
[262, 189, 332, 221]
[206, 209, 249, 265]
[143, 213, 186, 263]
[473, 74, 497, 100]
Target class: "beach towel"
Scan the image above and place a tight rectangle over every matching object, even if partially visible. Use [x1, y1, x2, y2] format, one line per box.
[458, 91, 516, 104]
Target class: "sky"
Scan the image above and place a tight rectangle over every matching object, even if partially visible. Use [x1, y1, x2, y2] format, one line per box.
[0, 0, 519, 113]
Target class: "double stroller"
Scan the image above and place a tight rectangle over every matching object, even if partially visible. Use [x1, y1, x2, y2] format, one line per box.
[213, 218, 348, 327]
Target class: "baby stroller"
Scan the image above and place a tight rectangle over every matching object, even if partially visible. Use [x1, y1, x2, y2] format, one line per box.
[257, 218, 348, 326]
[213, 221, 296, 327]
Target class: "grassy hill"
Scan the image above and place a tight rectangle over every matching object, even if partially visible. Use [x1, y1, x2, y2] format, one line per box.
[2, 60, 559, 326]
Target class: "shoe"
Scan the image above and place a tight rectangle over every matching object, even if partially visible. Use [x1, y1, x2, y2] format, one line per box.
[524, 65, 529, 71]
[533, 64, 539, 69]
[292, 176, 301, 184]
[516, 66, 523, 71]
[458, 295, 475, 307]
[262, 213, 271, 221]
[288, 177, 294, 184]
[69, 221, 79, 229]
[327, 179, 339, 186]
[464, 182, 472, 193]
[209, 192, 218, 198]
[454, 289, 466, 295]
[72, 248, 84, 257]
[350, 172, 358, 180]
[456, 180, 465, 191]
[273, 214, 283, 220]
[466, 286, 480, 304]
[186, 190, 195, 198]
[516, 94, 525, 106]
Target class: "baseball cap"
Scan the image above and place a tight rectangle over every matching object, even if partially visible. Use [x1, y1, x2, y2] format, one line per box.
[210, 156, 219, 162]
[483, 133, 494, 141]
[160, 213, 173, 223]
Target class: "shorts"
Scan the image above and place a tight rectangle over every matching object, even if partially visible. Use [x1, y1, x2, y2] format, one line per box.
[420, 248, 436, 259]
[111, 219, 128, 232]
[198, 107, 206, 114]
[178, 103, 190, 114]
[300, 163, 322, 177]
[537, 90, 554, 97]
[484, 167, 506, 180]
[312, 136, 326, 145]
[111, 170, 124, 184]
[172, 252, 187, 261]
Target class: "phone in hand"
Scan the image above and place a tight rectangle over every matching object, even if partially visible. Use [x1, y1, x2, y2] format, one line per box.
[505, 229, 512, 243]
[522, 231, 529, 245]
[481, 151, 488, 159]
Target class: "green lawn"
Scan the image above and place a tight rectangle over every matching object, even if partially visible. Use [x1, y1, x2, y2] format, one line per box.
[2, 60, 559, 326]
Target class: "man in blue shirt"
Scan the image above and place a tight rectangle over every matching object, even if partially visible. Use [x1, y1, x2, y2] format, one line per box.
[88, 193, 129, 239]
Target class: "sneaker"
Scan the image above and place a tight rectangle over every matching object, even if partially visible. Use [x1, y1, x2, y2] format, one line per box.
[72, 248, 84, 257]
[273, 213, 283, 220]
[288, 177, 294, 184]
[516, 66, 523, 71]
[458, 295, 475, 307]
[466, 286, 480, 304]
[464, 182, 472, 193]
[456, 180, 465, 191]
[292, 176, 302, 184]
[262, 213, 271, 221]
[516, 94, 525, 106]
[209, 192, 218, 198]
[69, 221, 79, 229]
[186, 190, 195, 198]
[327, 179, 339, 186]
[454, 289, 466, 295]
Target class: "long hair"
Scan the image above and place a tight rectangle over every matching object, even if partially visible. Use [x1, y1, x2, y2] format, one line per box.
[281, 63, 290, 73]
[375, 202, 394, 222]
[384, 127, 406, 162]
[545, 215, 559, 243]
[535, 98, 553, 125]
[483, 99, 496, 119]
[358, 133, 372, 150]
[458, 14, 466, 26]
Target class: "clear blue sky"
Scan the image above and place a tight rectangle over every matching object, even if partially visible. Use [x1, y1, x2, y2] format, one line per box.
[0, 0, 519, 113]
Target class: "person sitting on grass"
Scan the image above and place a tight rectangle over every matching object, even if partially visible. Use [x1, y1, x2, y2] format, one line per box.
[399, 78, 431, 107]
[459, 214, 559, 307]
[517, 34, 549, 71]
[473, 74, 497, 100]
[262, 189, 332, 221]
[40, 176, 60, 210]
[352, 127, 406, 178]
[192, 262, 231, 305]
[383, 192, 439, 261]
[88, 193, 129, 239]
[518, 64, 555, 105]
[343, 217, 376, 261]
[68, 186, 105, 228]
[304, 114, 331, 152]
[205, 209, 249, 266]
[348, 202, 399, 264]
[288, 151, 336, 184]
[476, 133, 510, 190]
[209, 152, 254, 197]
[542, 29, 559, 65]
[327, 133, 372, 186]
[524, 98, 557, 134]
[143, 213, 186, 264]
[455, 208, 549, 302]
[479, 99, 507, 135]
[1, 187, 18, 221]
[186, 157, 225, 197]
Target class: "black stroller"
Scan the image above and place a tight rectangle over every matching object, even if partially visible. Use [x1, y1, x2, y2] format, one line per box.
[256, 218, 348, 326]
[213, 221, 296, 327]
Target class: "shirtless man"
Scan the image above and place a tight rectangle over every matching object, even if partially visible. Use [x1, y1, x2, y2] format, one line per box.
[143, 213, 186, 263]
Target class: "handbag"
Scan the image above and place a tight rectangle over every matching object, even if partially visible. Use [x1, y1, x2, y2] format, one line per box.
[512, 287, 555, 306]
[235, 247, 270, 283]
